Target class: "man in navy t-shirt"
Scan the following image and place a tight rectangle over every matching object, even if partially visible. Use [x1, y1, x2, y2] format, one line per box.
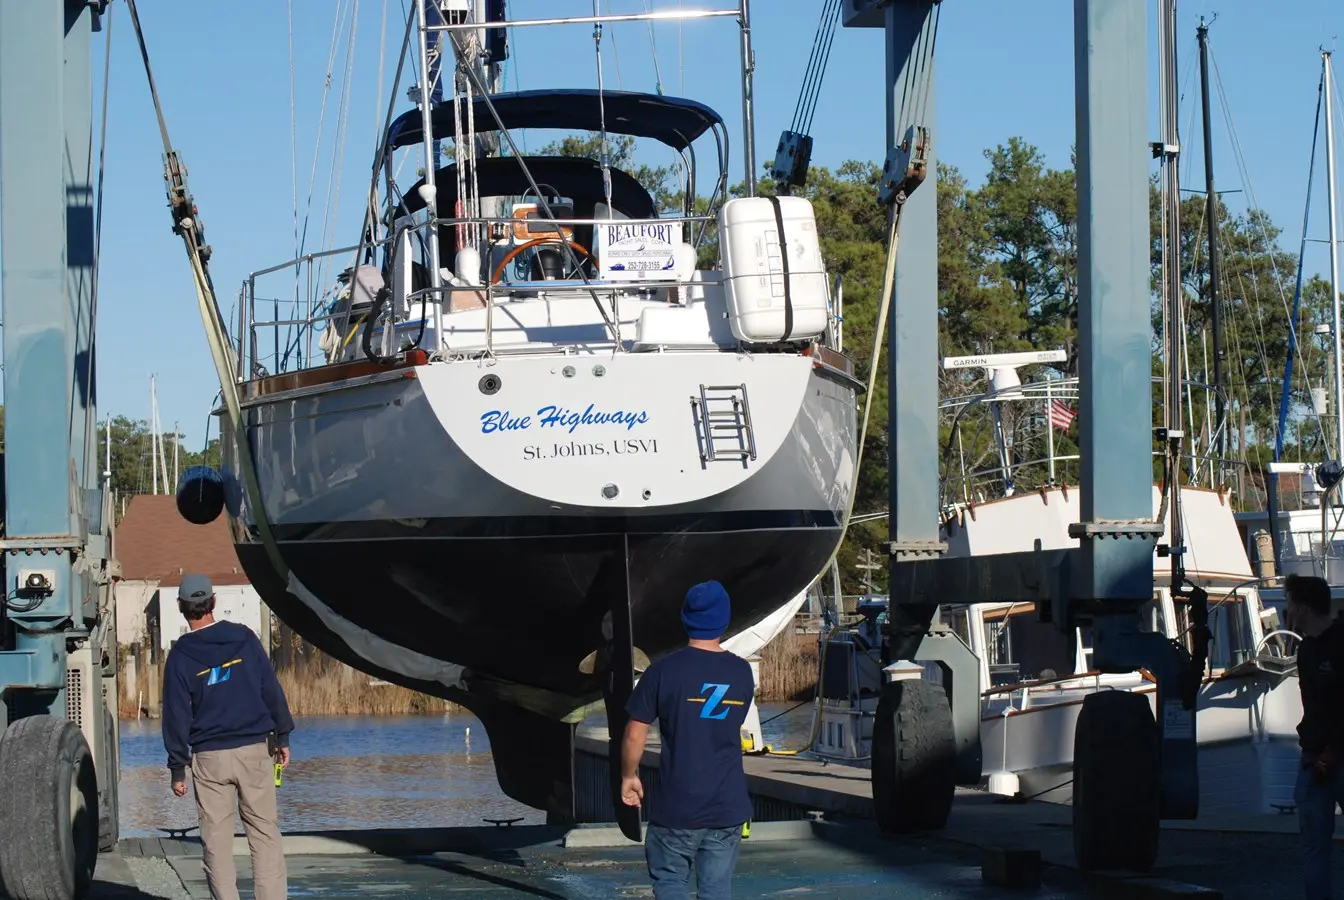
[622, 580, 754, 899]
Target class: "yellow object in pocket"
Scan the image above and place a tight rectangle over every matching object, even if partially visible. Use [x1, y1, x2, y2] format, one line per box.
[741, 820, 751, 839]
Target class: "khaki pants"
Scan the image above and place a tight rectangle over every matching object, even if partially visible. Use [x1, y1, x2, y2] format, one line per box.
[191, 741, 287, 900]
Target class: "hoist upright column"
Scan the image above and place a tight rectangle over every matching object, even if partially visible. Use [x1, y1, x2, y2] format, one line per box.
[0, 1, 120, 896]
[1066, 0, 1199, 873]
[845, 0, 978, 833]
[0, 0, 96, 709]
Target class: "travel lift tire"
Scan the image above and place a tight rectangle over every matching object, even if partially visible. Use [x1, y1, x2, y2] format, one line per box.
[871, 679, 956, 832]
[0, 715, 101, 900]
[1073, 689, 1160, 873]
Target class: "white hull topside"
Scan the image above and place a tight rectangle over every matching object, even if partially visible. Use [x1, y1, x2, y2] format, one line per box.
[982, 673, 1303, 815]
[239, 351, 857, 526]
[944, 483, 1254, 584]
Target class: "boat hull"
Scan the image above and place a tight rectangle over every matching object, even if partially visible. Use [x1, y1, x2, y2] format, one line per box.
[980, 673, 1303, 815]
[223, 351, 858, 710]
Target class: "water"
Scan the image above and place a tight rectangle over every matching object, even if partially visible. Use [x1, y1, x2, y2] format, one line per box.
[117, 702, 817, 837]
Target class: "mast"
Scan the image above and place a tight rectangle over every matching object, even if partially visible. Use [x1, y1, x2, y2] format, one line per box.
[738, 0, 757, 196]
[1158, 0, 1184, 584]
[1197, 20, 1226, 477]
[150, 375, 159, 495]
[1327, 50, 1343, 461]
[1268, 59, 1326, 572]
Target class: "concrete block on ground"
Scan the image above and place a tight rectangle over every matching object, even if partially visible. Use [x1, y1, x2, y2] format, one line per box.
[980, 845, 1041, 890]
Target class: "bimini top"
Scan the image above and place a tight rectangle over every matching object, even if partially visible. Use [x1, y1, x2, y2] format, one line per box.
[386, 89, 724, 154]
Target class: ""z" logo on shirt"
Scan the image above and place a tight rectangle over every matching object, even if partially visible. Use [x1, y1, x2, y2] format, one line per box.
[696, 682, 736, 720]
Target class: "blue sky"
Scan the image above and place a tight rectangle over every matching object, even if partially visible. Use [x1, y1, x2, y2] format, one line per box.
[3, 0, 1340, 448]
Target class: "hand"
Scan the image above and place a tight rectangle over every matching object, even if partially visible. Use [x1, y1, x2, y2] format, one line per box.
[620, 775, 643, 809]
[1316, 747, 1338, 783]
[274, 747, 291, 769]
[171, 780, 188, 797]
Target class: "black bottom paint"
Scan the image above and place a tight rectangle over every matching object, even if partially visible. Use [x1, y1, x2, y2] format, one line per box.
[232, 515, 840, 818]
[238, 519, 839, 699]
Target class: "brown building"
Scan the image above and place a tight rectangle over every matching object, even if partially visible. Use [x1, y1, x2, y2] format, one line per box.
[114, 494, 263, 652]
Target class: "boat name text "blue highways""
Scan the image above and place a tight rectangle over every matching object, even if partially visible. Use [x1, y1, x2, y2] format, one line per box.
[480, 404, 650, 435]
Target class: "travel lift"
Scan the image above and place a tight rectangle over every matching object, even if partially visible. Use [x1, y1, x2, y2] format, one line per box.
[773, 0, 1209, 873]
[0, 2, 123, 899]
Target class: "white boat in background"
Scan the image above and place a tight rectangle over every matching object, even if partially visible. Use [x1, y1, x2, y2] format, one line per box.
[809, 364, 1305, 817]
[951, 480, 1301, 815]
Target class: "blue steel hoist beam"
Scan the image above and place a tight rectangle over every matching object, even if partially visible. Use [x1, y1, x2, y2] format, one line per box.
[0, 0, 119, 895]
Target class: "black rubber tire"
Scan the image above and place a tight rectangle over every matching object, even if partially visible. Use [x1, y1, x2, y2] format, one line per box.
[1073, 690, 1160, 873]
[0, 715, 101, 900]
[98, 706, 120, 851]
[871, 679, 956, 832]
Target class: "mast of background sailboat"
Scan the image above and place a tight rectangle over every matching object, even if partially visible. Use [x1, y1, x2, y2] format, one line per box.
[1326, 50, 1343, 461]
[1197, 20, 1226, 477]
[1158, 0, 1184, 585]
[1267, 58, 1326, 573]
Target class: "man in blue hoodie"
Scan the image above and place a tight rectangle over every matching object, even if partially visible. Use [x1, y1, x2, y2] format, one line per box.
[621, 580, 754, 900]
[162, 574, 294, 900]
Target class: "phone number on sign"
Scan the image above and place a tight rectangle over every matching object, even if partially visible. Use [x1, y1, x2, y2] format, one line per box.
[523, 438, 660, 460]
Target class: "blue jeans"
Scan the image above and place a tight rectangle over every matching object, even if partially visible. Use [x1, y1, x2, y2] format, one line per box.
[1296, 761, 1344, 900]
[644, 823, 742, 900]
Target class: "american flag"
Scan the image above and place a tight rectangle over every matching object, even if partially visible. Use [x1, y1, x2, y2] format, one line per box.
[1048, 399, 1077, 430]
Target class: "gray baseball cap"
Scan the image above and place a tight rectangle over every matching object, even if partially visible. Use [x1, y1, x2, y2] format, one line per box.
[177, 574, 213, 603]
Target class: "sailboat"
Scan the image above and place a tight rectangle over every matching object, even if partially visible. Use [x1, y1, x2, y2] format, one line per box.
[1238, 49, 1344, 598]
[179, 1, 859, 822]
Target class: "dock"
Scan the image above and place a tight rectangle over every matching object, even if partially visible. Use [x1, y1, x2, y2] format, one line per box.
[89, 791, 1337, 899]
[89, 740, 1344, 900]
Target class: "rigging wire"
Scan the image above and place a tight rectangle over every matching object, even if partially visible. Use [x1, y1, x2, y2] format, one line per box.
[605, 0, 623, 89]
[333, 7, 418, 355]
[297, 0, 355, 269]
[1208, 36, 1329, 452]
[315, 0, 362, 300]
[289, 0, 300, 264]
[788, 0, 841, 137]
[374, 0, 389, 189]
[800, 1, 842, 136]
[678, 0, 684, 95]
[643, 0, 664, 95]
[284, 0, 363, 371]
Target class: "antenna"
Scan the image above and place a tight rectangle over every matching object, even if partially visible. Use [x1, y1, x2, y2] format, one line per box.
[941, 349, 1067, 392]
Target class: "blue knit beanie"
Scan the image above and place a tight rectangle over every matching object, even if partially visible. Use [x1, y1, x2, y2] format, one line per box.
[682, 580, 731, 640]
